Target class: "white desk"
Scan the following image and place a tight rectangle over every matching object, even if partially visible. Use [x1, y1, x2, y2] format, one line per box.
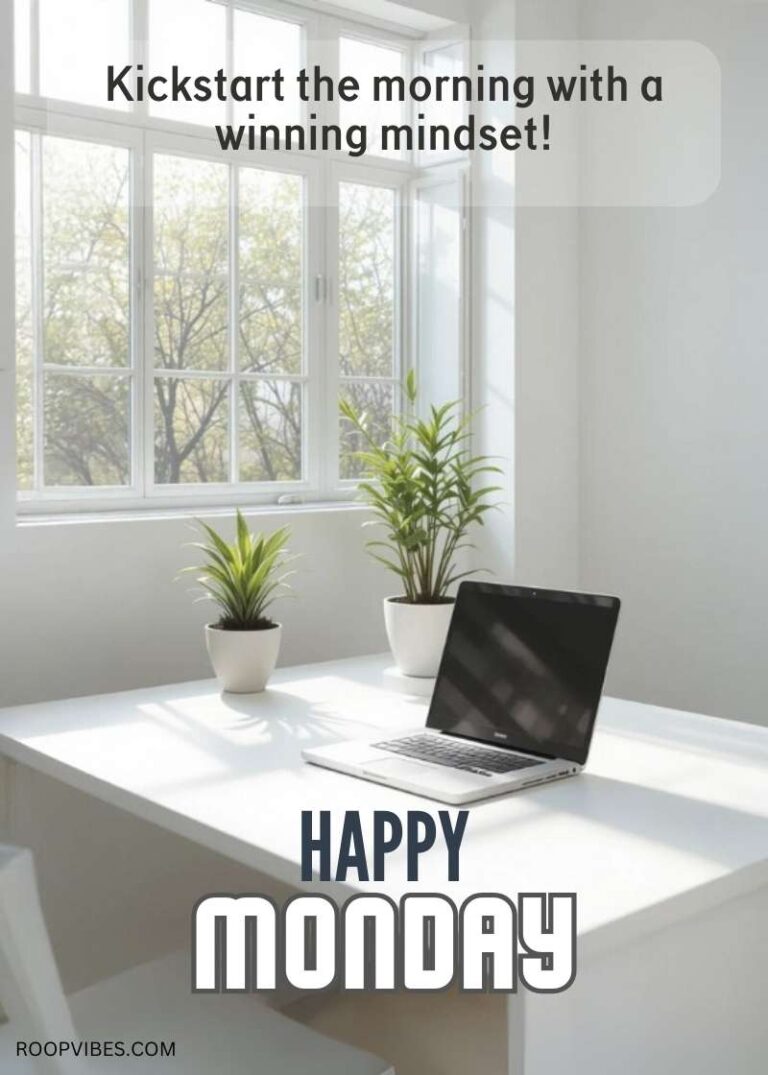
[0, 654, 766, 1074]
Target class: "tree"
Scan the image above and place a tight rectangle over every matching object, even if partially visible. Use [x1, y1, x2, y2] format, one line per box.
[40, 136, 131, 487]
[338, 182, 396, 479]
[14, 133, 34, 490]
[15, 138, 397, 490]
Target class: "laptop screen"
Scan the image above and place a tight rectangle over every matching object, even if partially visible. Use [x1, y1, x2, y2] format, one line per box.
[426, 583, 620, 765]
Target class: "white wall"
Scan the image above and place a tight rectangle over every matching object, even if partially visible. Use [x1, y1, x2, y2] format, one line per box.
[469, 0, 516, 582]
[513, 0, 581, 589]
[472, 0, 768, 728]
[578, 0, 768, 726]
[0, 507, 390, 707]
[470, 0, 582, 591]
[473, 0, 768, 728]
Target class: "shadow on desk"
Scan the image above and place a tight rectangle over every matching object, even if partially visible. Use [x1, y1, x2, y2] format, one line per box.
[604, 699, 768, 767]
[465, 770, 768, 872]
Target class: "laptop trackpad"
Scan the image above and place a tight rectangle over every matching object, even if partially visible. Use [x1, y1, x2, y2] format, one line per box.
[361, 757, 491, 793]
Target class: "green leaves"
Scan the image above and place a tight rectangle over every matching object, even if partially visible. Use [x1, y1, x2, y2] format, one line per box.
[342, 378, 501, 603]
[182, 511, 294, 630]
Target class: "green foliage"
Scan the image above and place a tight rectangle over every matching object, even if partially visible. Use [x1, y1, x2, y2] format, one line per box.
[15, 137, 308, 489]
[15, 139, 401, 492]
[338, 184, 396, 480]
[338, 184, 393, 380]
[184, 511, 294, 630]
[340, 371, 501, 604]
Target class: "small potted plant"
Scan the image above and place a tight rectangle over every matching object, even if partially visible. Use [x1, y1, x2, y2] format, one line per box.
[341, 372, 500, 678]
[183, 511, 294, 693]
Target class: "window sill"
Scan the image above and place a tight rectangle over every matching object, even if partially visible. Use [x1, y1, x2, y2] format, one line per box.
[15, 498, 367, 529]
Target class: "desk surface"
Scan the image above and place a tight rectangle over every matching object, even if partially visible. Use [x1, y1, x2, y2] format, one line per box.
[1, 655, 766, 955]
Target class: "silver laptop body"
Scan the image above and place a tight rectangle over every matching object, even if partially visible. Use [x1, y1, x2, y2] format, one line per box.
[303, 583, 620, 805]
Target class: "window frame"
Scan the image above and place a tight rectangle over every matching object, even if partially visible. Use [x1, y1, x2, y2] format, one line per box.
[14, 0, 422, 515]
[14, 109, 143, 505]
[143, 129, 323, 501]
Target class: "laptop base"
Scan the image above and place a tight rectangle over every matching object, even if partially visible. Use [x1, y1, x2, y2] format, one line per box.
[303, 733, 580, 805]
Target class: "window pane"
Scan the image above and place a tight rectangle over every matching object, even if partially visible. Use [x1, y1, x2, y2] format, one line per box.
[44, 373, 130, 486]
[42, 138, 130, 368]
[339, 381, 395, 480]
[154, 377, 229, 484]
[416, 179, 462, 403]
[149, 0, 226, 126]
[39, 0, 130, 109]
[339, 182, 396, 378]
[14, 0, 31, 94]
[154, 155, 229, 372]
[420, 42, 467, 145]
[340, 37, 406, 160]
[233, 9, 303, 128]
[240, 382, 302, 482]
[239, 168, 303, 376]
[15, 132, 33, 490]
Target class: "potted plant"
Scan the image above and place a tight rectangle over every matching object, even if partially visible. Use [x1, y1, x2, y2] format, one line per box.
[183, 511, 294, 693]
[341, 372, 500, 678]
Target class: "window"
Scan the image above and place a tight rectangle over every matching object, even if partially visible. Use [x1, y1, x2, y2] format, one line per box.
[13, 0, 465, 511]
[151, 153, 305, 485]
[41, 136, 132, 487]
[149, 0, 227, 126]
[338, 179, 398, 479]
[339, 36, 407, 160]
[39, 0, 131, 109]
[233, 8, 304, 128]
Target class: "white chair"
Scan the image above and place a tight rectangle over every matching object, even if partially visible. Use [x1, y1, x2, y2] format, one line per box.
[0, 845, 394, 1074]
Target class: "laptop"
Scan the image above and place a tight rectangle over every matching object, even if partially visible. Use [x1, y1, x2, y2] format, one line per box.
[303, 582, 621, 804]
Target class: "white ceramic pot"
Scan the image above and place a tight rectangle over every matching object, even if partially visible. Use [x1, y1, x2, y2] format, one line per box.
[383, 597, 455, 678]
[205, 623, 282, 694]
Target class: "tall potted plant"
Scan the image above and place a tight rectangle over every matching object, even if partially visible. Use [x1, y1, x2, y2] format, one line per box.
[341, 372, 500, 678]
[183, 511, 294, 693]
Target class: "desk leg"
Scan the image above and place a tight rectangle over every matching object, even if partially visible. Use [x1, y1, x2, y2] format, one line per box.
[506, 991, 526, 1075]
[0, 757, 17, 841]
[513, 884, 768, 1075]
[289, 988, 509, 1075]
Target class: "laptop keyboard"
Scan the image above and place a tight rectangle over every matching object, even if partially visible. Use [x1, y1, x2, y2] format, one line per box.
[371, 734, 544, 777]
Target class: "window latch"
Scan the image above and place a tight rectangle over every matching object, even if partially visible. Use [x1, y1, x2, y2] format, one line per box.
[314, 274, 330, 303]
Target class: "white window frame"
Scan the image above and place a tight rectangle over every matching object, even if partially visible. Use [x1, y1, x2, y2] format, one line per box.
[14, 0, 428, 515]
[410, 162, 471, 411]
[141, 130, 326, 502]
